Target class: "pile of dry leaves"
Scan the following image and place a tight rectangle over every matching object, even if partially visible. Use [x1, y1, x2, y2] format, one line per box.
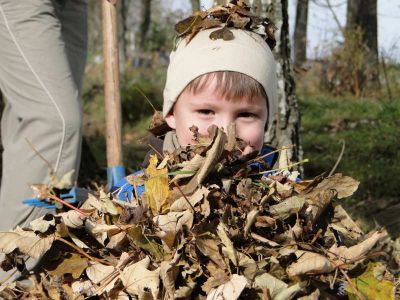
[0, 123, 398, 300]
[174, 0, 276, 49]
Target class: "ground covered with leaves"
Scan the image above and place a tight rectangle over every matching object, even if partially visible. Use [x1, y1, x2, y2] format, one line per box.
[0, 123, 398, 300]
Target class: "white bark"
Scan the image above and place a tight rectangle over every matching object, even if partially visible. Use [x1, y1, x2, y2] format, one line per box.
[261, 0, 302, 165]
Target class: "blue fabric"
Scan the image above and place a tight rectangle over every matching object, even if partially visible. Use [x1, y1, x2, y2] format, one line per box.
[248, 145, 278, 174]
[111, 170, 145, 201]
[107, 165, 126, 189]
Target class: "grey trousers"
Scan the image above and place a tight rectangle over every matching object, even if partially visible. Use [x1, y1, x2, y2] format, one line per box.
[0, 0, 87, 231]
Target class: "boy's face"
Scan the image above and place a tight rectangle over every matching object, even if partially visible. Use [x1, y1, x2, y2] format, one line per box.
[165, 77, 268, 155]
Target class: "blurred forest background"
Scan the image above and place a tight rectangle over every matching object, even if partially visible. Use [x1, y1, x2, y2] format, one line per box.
[77, 0, 398, 235]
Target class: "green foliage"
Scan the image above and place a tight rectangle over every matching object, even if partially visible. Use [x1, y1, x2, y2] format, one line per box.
[81, 64, 166, 173]
[143, 21, 173, 52]
[301, 95, 400, 200]
[319, 27, 379, 97]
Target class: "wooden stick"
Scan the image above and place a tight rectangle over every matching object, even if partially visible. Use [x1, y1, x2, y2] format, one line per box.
[102, 0, 123, 169]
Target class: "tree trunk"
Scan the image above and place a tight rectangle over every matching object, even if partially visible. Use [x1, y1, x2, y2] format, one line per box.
[293, 0, 308, 67]
[139, 0, 152, 51]
[213, 0, 226, 5]
[346, 0, 379, 87]
[252, 0, 263, 15]
[190, 0, 201, 12]
[262, 0, 302, 166]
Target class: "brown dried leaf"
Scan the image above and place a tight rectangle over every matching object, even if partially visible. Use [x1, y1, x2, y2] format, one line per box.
[160, 260, 180, 299]
[202, 267, 229, 294]
[244, 209, 259, 236]
[274, 282, 306, 300]
[47, 253, 88, 279]
[121, 257, 160, 299]
[270, 196, 305, 220]
[171, 154, 205, 183]
[58, 210, 86, 229]
[200, 18, 223, 30]
[229, 12, 250, 28]
[207, 274, 247, 300]
[68, 232, 89, 249]
[305, 189, 336, 223]
[175, 15, 203, 35]
[86, 263, 117, 294]
[217, 222, 237, 266]
[329, 229, 388, 263]
[0, 228, 55, 258]
[209, 27, 234, 41]
[286, 251, 336, 277]
[312, 173, 359, 199]
[330, 204, 363, 240]
[85, 220, 108, 246]
[254, 273, 287, 298]
[183, 126, 227, 195]
[196, 238, 226, 269]
[106, 231, 128, 249]
[170, 186, 209, 212]
[99, 190, 119, 215]
[153, 210, 193, 250]
[30, 215, 56, 233]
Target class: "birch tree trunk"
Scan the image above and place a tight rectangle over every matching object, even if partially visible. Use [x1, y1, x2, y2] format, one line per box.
[293, 0, 308, 67]
[262, 0, 302, 165]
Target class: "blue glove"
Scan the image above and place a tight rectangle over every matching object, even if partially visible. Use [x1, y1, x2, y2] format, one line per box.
[111, 170, 146, 201]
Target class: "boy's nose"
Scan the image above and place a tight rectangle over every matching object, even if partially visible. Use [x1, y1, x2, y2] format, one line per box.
[217, 116, 235, 133]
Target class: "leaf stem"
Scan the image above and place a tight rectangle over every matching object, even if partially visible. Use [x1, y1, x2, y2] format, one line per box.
[48, 194, 90, 217]
[57, 237, 112, 266]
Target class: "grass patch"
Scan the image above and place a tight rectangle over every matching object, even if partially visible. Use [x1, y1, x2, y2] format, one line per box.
[300, 95, 400, 200]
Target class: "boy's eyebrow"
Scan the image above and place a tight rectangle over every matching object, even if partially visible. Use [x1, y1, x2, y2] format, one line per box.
[188, 98, 264, 110]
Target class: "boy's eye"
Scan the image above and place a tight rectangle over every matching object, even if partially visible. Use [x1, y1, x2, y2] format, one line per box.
[238, 112, 256, 118]
[196, 109, 214, 115]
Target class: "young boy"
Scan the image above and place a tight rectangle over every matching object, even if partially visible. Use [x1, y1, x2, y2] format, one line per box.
[162, 27, 277, 156]
[115, 5, 279, 200]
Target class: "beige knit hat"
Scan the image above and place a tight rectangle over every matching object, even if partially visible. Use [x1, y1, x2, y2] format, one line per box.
[163, 28, 277, 129]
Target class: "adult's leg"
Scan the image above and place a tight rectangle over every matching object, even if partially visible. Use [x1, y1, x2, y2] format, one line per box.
[0, 0, 85, 231]
[58, 0, 88, 181]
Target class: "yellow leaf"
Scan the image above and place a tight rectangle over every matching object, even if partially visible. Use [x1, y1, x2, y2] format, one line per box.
[347, 262, 395, 300]
[48, 288, 61, 300]
[144, 155, 170, 216]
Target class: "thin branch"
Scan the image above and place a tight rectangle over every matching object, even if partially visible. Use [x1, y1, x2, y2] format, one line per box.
[329, 139, 345, 176]
[174, 183, 195, 212]
[324, 0, 345, 35]
[254, 159, 309, 176]
[48, 194, 90, 217]
[57, 237, 112, 265]
[25, 138, 54, 178]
